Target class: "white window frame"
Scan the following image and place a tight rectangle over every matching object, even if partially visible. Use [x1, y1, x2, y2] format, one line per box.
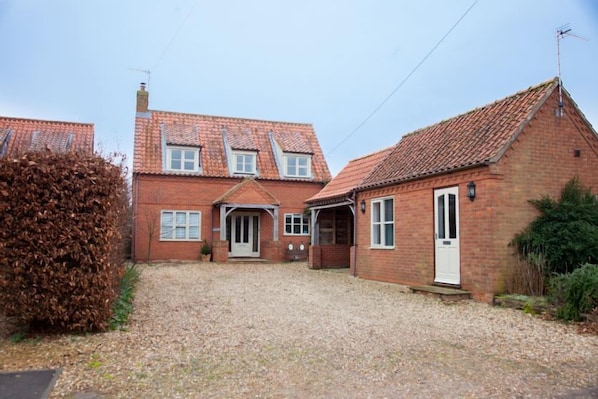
[283, 154, 311, 178]
[166, 146, 200, 172]
[284, 213, 310, 236]
[160, 210, 201, 241]
[233, 151, 257, 175]
[370, 196, 394, 248]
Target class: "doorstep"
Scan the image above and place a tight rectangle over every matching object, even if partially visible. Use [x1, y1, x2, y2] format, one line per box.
[408, 285, 471, 301]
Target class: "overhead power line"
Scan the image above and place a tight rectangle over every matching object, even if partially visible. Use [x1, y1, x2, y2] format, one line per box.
[153, 1, 200, 73]
[325, 0, 478, 157]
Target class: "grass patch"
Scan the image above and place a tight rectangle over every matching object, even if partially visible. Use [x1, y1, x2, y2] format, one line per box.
[109, 264, 140, 330]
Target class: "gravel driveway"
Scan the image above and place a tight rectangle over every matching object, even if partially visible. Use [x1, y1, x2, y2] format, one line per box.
[1, 262, 597, 398]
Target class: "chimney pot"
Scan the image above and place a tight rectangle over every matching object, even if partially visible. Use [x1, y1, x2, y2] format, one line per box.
[140, 82, 146, 91]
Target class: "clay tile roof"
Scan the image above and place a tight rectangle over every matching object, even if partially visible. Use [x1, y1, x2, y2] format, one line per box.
[134, 108, 331, 182]
[360, 78, 559, 189]
[306, 147, 393, 204]
[272, 130, 314, 154]
[29, 130, 73, 152]
[226, 128, 258, 151]
[0, 116, 94, 158]
[163, 123, 201, 146]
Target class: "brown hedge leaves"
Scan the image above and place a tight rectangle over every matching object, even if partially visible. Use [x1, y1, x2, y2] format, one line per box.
[0, 152, 128, 332]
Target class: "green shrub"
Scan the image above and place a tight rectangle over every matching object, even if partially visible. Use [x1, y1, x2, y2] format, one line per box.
[0, 152, 129, 332]
[548, 263, 598, 321]
[512, 177, 598, 275]
[110, 264, 140, 330]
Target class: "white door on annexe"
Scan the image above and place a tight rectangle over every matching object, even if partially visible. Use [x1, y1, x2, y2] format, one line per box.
[434, 187, 460, 285]
[229, 212, 260, 257]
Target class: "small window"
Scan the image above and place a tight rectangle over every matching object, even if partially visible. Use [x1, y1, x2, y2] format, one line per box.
[371, 197, 394, 248]
[160, 211, 201, 241]
[284, 213, 310, 235]
[284, 154, 311, 177]
[166, 146, 200, 172]
[233, 151, 256, 174]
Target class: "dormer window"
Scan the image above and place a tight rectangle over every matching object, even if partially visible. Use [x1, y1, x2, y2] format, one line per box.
[233, 151, 256, 175]
[284, 154, 311, 178]
[166, 146, 200, 172]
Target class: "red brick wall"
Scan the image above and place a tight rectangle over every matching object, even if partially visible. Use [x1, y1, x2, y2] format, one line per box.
[132, 175, 324, 262]
[355, 90, 598, 302]
[492, 90, 598, 291]
[309, 244, 351, 268]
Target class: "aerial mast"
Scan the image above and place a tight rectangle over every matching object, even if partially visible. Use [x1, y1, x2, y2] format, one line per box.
[555, 24, 588, 117]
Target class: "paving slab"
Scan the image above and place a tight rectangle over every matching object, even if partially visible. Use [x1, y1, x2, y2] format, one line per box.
[0, 369, 61, 399]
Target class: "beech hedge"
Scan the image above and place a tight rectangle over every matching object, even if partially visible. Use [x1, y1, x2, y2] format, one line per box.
[0, 152, 128, 332]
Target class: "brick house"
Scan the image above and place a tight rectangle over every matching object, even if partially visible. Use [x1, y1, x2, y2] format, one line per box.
[307, 78, 598, 302]
[0, 116, 94, 157]
[132, 84, 331, 262]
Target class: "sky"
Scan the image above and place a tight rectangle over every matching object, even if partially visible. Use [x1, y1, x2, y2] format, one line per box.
[1, 0, 597, 176]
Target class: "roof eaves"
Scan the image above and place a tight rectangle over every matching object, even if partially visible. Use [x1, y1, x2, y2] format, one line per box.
[357, 161, 490, 192]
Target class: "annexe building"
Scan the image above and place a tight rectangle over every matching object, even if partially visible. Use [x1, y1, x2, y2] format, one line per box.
[307, 78, 598, 301]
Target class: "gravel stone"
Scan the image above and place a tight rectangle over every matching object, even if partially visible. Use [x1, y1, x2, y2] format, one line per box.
[1, 262, 597, 398]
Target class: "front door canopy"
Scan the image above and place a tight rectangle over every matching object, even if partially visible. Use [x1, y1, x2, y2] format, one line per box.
[219, 203, 279, 242]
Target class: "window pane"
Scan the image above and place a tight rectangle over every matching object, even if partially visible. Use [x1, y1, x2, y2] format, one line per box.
[449, 194, 457, 239]
[161, 212, 173, 238]
[437, 195, 445, 239]
[285, 215, 292, 224]
[373, 224, 381, 245]
[384, 199, 393, 222]
[175, 226, 186, 239]
[302, 224, 309, 234]
[385, 224, 394, 246]
[234, 216, 242, 243]
[184, 151, 195, 160]
[171, 160, 181, 170]
[286, 225, 292, 234]
[298, 157, 307, 166]
[176, 212, 186, 224]
[189, 213, 199, 226]
[372, 202, 381, 223]
[184, 161, 194, 170]
[188, 226, 199, 239]
[171, 150, 181, 160]
[242, 216, 249, 242]
[293, 225, 300, 234]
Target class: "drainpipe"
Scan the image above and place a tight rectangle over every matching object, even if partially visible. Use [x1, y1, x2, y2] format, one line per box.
[350, 190, 357, 277]
[132, 175, 139, 263]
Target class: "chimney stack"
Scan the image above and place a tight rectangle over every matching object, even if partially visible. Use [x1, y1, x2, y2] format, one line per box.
[136, 82, 149, 113]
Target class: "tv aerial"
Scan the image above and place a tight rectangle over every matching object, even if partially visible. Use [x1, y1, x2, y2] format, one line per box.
[555, 24, 588, 117]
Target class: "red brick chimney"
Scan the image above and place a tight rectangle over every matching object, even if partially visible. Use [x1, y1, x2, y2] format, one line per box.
[136, 82, 149, 113]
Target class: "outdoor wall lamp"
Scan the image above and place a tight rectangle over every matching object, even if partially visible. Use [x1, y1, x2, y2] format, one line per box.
[360, 200, 366, 214]
[467, 181, 476, 201]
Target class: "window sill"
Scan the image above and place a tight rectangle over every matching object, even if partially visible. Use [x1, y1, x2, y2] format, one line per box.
[159, 239, 202, 242]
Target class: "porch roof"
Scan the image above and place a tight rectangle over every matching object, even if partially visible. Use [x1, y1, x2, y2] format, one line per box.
[213, 177, 280, 206]
[305, 147, 392, 205]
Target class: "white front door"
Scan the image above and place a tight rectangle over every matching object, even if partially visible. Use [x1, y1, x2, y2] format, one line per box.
[230, 212, 260, 257]
[434, 187, 460, 285]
